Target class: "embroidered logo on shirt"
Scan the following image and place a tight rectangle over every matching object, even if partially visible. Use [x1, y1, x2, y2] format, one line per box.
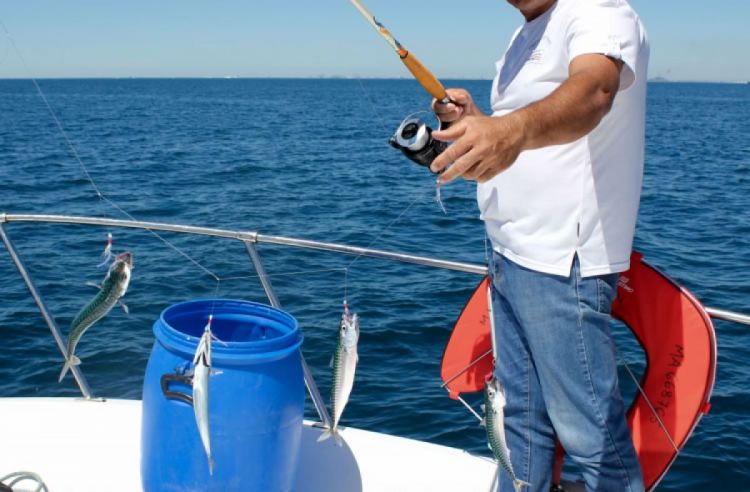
[527, 35, 550, 64]
[528, 49, 544, 64]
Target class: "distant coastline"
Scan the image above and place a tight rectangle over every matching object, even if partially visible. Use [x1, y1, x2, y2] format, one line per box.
[0, 76, 746, 84]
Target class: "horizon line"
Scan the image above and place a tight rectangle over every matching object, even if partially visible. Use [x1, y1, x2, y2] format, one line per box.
[0, 76, 746, 84]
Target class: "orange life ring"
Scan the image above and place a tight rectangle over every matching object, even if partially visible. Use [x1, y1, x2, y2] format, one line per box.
[440, 252, 717, 490]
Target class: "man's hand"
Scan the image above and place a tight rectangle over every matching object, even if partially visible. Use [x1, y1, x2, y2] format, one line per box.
[432, 88, 482, 125]
[431, 112, 526, 183]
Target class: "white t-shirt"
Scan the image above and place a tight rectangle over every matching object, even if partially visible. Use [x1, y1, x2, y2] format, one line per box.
[478, 0, 649, 277]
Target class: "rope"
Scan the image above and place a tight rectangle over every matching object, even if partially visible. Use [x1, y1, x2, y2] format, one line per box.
[0, 471, 48, 492]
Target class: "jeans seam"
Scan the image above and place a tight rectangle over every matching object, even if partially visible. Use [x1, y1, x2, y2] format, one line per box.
[577, 278, 633, 490]
[524, 356, 531, 483]
[574, 262, 583, 329]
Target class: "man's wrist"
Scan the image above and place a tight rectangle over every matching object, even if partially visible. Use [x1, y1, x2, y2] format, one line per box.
[506, 108, 532, 153]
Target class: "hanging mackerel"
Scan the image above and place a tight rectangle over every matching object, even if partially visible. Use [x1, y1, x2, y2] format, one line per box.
[192, 315, 216, 474]
[58, 251, 133, 382]
[318, 301, 360, 446]
[484, 375, 530, 492]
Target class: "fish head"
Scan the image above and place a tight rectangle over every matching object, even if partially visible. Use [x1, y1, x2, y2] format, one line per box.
[109, 251, 133, 277]
[340, 310, 360, 348]
[115, 251, 133, 267]
[104, 251, 133, 288]
[193, 330, 212, 367]
[485, 374, 507, 407]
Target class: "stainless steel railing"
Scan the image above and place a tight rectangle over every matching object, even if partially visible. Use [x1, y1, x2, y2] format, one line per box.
[0, 213, 487, 416]
[1, 213, 748, 410]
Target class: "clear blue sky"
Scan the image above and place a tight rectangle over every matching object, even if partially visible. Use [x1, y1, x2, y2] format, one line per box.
[1, 0, 748, 82]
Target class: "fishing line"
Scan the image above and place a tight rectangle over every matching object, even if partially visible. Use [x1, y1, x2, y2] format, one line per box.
[343, 267, 349, 304]
[343, 106, 439, 265]
[344, 187, 431, 274]
[1, 20, 110, 220]
[216, 267, 349, 284]
[7, 15, 440, 340]
[354, 76, 391, 136]
[1, 19, 223, 285]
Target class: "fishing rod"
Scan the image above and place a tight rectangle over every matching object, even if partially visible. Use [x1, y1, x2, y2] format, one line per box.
[349, 0, 453, 171]
[349, 0, 451, 104]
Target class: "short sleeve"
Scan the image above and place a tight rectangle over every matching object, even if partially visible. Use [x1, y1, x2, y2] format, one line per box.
[565, 0, 644, 90]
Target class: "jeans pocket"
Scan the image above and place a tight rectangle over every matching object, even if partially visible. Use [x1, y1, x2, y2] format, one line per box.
[489, 253, 507, 296]
[596, 273, 620, 314]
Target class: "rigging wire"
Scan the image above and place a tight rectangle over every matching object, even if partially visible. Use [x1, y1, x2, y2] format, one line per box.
[1, 20, 220, 284]
[2, 18, 434, 314]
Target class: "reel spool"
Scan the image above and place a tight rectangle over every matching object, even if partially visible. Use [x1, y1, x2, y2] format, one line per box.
[389, 116, 448, 172]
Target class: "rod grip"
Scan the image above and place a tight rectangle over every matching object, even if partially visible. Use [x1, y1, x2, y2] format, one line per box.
[400, 52, 449, 103]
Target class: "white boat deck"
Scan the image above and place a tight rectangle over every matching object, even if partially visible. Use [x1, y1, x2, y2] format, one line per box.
[0, 397, 499, 491]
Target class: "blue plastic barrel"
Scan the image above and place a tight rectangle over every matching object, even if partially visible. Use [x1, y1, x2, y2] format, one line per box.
[141, 299, 304, 492]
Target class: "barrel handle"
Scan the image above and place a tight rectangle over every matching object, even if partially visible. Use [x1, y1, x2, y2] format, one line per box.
[160, 372, 194, 406]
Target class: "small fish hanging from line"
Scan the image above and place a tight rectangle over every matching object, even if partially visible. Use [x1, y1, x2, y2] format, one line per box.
[192, 314, 219, 475]
[59, 251, 133, 382]
[483, 374, 531, 492]
[318, 300, 360, 446]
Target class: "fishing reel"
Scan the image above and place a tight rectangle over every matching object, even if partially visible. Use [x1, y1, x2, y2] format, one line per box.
[389, 116, 448, 172]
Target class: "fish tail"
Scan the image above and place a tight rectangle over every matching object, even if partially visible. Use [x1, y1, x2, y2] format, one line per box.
[513, 478, 531, 492]
[316, 428, 333, 443]
[58, 355, 81, 383]
[316, 427, 344, 447]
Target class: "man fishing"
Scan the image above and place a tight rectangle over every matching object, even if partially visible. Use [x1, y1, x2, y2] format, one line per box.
[431, 0, 649, 491]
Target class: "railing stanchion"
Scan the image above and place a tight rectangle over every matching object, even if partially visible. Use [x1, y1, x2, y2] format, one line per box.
[0, 222, 94, 399]
[244, 240, 333, 429]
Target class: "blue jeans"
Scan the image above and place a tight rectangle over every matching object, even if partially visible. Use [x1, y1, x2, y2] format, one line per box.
[489, 252, 644, 492]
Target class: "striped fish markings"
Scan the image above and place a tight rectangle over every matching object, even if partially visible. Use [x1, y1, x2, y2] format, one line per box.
[318, 301, 359, 446]
[484, 375, 530, 492]
[192, 315, 215, 474]
[58, 251, 133, 382]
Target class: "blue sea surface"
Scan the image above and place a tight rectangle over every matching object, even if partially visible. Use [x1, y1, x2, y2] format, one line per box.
[0, 79, 748, 490]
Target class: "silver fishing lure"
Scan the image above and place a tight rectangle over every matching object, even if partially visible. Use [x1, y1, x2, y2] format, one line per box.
[193, 315, 215, 474]
[484, 375, 530, 492]
[318, 301, 359, 446]
[59, 251, 132, 382]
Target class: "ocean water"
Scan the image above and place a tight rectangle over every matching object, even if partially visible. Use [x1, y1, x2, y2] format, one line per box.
[0, 79, 748, 490]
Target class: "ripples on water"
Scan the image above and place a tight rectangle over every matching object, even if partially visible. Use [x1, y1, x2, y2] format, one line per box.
[0, 79, 748, 490]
